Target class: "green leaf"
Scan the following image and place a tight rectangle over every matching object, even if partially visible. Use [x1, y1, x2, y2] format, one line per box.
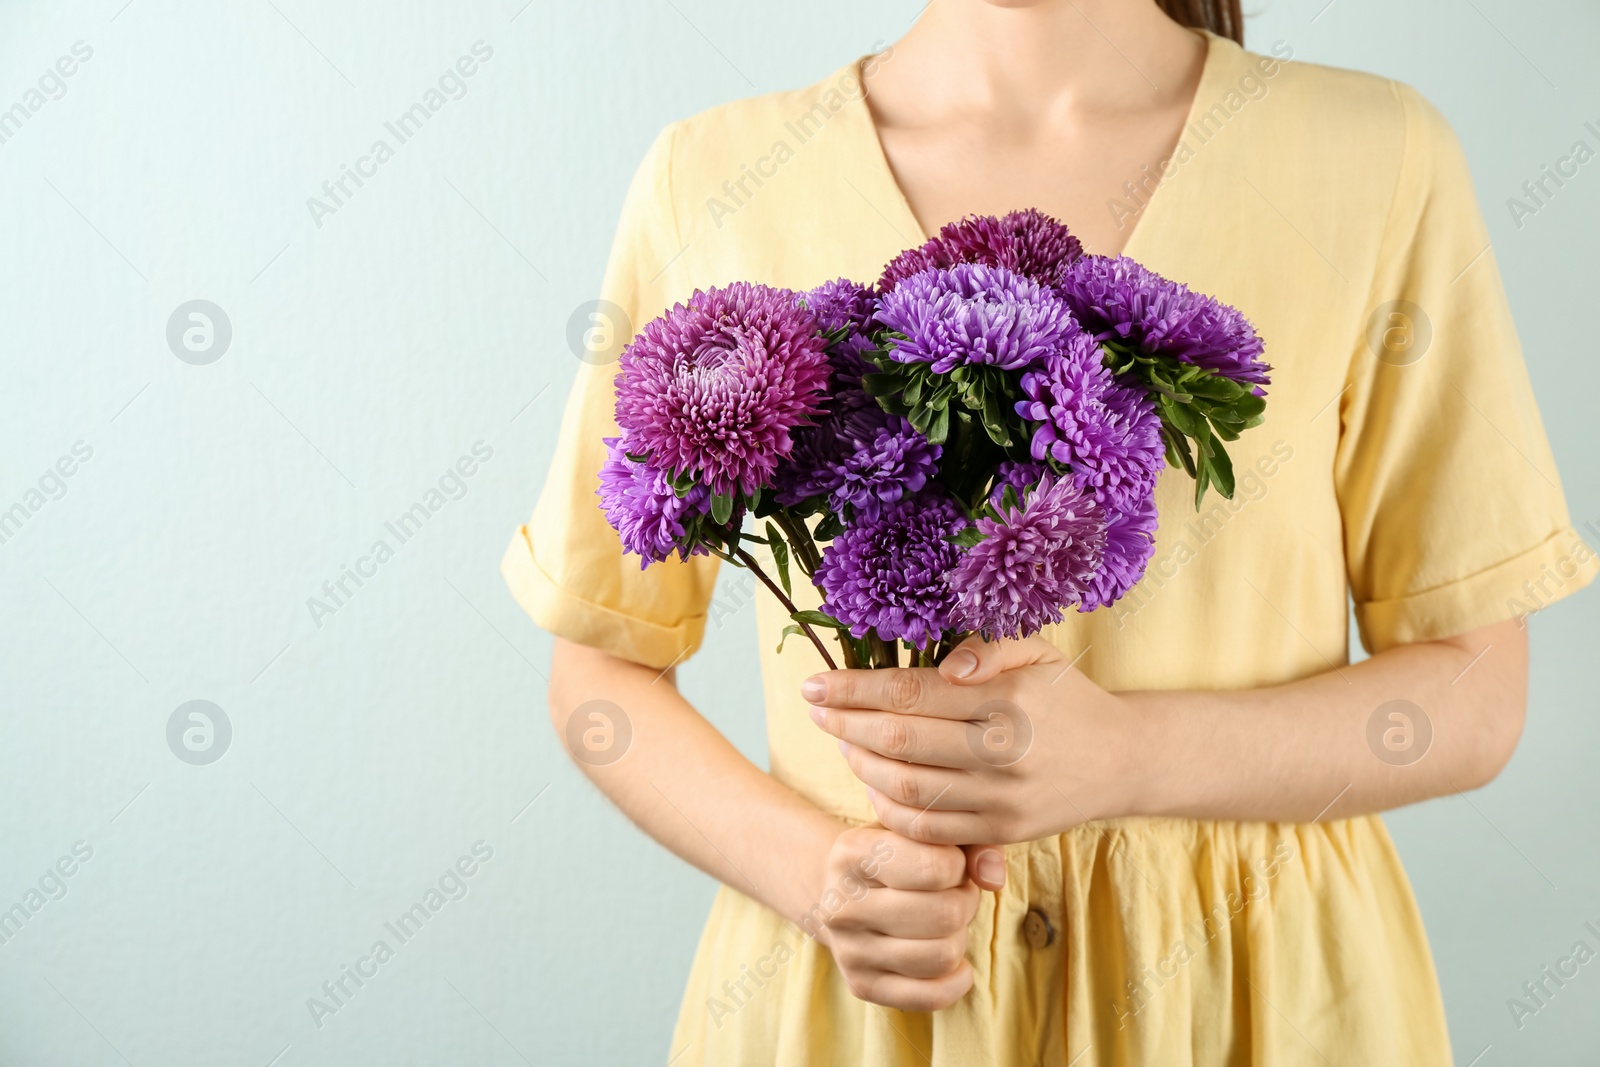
[980, 387, 1011, 447]
[775, 624, 805, 653]
[710, 492, 734, 525]
[813, 511, 845, 542]
[948, 525, 985, 548]
[1207, 439, 1236, 499]
[927, 404, 951, 445]
[765, 522, 792, 596]
[791, 609, 845, 629]
[861, 373, 901, 397]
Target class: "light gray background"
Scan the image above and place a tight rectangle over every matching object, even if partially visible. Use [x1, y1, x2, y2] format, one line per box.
[1, 1, 1596, 1064]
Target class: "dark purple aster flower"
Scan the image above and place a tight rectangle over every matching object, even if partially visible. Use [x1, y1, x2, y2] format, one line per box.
[874, 264, 1082, 374]
[950, 474, 1106, 640]
[1058, 256, 1271, 388]
[614, 283, 832, 497]
[805, 278, 879, 387]
[806, 277, 876, 337]
[816, 492, 967, 645]
[1078, 487, 1158, 612]
[777, 402, 942, 519]
[879, 209, 1085, 293]
[988, 460, 1046, 508]
[1015, 337, 1166, 514]
[597, 437, 713, 567]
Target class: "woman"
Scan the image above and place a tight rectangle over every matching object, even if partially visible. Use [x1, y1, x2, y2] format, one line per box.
[504, 1, 1595, 1062]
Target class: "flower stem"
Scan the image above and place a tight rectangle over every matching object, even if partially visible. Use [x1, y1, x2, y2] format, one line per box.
[731, 546, 838, 671]
[767, 513, 864, 669]
[772, 512, 824, 577]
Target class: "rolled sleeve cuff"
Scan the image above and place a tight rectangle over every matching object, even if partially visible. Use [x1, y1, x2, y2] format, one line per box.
[500, 526, 707, 671]
[1355, 526, 1598, 653]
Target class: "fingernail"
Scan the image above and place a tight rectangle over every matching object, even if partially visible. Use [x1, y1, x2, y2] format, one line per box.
[945, 649, 978, 679]
[801, 677, 826, 702]
[809, 706, 826, 728]
[837, 740, 849, 756]
[866, 787, 877, 802]
[977, 851, 1006, 887]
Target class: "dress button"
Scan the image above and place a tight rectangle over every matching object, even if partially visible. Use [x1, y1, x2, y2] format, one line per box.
[1023, 907, 1055, 949]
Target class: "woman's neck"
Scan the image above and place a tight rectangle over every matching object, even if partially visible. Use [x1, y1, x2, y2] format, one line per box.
[879, 0, 1204, 123]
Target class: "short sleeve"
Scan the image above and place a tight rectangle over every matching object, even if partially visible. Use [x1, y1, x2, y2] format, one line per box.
[500, 124, 720, 669]
[1336, 83, 1597, 654]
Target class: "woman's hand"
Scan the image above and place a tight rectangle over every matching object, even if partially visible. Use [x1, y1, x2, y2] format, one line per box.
[813, 826, 979, 1012]
[802, 635, 1152, 848]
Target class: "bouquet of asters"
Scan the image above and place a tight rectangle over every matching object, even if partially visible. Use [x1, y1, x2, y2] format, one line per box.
[598, 210, 1269, 670]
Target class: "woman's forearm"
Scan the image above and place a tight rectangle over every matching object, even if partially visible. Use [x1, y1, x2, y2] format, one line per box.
[548, 638, 842, 926]
[1127, 618, 1529, 824]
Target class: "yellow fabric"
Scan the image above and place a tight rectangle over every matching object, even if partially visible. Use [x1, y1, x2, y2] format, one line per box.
[503, 33, 1596, 1066]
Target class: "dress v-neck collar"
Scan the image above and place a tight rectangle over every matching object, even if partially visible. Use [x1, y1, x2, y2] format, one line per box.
[836, 29, 1240, 263]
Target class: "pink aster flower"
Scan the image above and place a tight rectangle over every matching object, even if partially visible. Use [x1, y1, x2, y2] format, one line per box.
[879, 209, 1085, 292]
[950, 474, 1107, 639]
[614, 283, 832, 497]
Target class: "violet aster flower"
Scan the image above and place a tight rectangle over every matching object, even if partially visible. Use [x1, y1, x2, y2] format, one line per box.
[1079, 488, 1158, 612]
[597, 437, 713, 567]
[874, 264, 1083, 374]
[1059, 255, 1270, 387]
[777, 403, 942, 519]
[950, 474, 1106, 639]
[880, 209, 1085, 292]
[1015, 337, 1166, 514]
[816, 493, 967, 645]
[614, 283, 832, 497]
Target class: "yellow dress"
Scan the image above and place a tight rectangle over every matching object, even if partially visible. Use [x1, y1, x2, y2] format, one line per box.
[503, 33, 1597, 1066]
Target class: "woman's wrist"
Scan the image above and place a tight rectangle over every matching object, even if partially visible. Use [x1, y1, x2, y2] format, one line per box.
[1110, 690, 1190, 821]
[770, 811, 850, 935]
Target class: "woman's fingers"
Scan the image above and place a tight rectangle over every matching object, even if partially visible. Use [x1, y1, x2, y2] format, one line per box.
[832, 931, 969, 980]
[867, 788, 994, 846]
[938, 634, 1060, 686]
[963, 844, 1007, 891]
[833, 826, 966, 891]
[844, 884, 978, 939]
[812, 707, 976, 769]
[845, 962, 975, 1013]
[803, 667, 978, 720]
[839, 743, 975, 810]
[823, 829, 981, 1011]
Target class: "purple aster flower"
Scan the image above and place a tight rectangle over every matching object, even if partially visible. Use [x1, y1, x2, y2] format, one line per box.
[1079, 488, 1158, 612]
[874, 264, 1083, 374]
[816, 492, 967, 645]
[988, 460, 1046, 508]
[614, 282, 832, 497]
[597, 437, 713, 567]
[950, 474, 1106, 640]
[1059, 256, 1270, 387]
[805, 278, 879, 387]
[805, 277, 876, 337]
[777, 402, 942, 519]
[1015, 337, 1166, 514]
[879, 209, 1084, 292]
